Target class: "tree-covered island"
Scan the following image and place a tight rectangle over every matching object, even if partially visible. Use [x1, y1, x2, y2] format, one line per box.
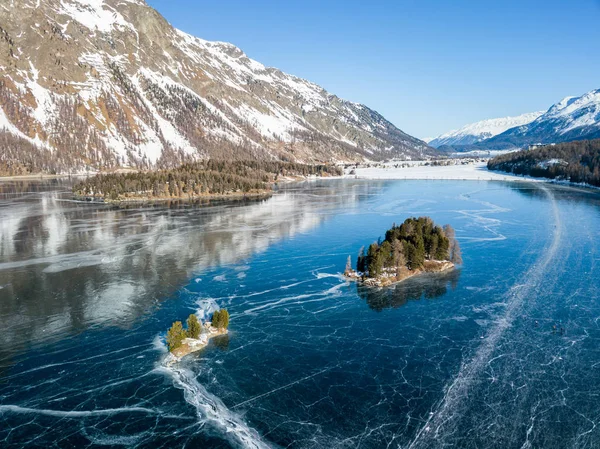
[345, 217, 462, 287]
[164, 309, 230, 364]
[73, 160, 342, 203]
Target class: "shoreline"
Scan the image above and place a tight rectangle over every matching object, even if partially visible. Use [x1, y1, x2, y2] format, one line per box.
[344, 162, 543, 182]
[6, 164, 599, 194]
[164, 327, 228, 367]
[346, 260, 455, 288]
[342, 162, 600, 192]
[73, 190, 273, 205]
[0, 173, 91, 181]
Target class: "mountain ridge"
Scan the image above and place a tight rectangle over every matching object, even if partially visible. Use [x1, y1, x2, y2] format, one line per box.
[439, 88, 600, 152]
[0, 0, 434, 174]
[429, 111, 544, 148]
[481, 88, 600, 149]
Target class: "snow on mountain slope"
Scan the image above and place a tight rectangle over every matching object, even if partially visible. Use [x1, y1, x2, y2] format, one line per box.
[428, 111, 544, 148]
[478, 89, 600, 150]
[536, 90, 600, 136]
[0, 0, 434, 173]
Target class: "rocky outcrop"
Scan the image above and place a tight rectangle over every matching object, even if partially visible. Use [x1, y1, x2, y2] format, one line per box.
[347, 260, 455, 288]
[165, 325, 228, 366]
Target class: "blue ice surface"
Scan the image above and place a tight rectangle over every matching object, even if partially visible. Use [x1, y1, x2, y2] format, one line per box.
[1, 179, 599, 448]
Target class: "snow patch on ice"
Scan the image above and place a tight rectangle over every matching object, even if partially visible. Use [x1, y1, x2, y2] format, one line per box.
[349, 161, 545, 182]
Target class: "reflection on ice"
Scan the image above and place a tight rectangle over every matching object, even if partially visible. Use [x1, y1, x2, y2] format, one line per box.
[0, 180, 376, 362]
[358, 269, 461, 311]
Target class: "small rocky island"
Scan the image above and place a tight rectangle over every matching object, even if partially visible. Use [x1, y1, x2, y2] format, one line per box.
[345, 217, 462, 287]
[164, 309, 230, 366]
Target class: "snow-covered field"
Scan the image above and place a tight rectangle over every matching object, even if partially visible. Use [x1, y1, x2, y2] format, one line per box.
[347, 162, 540, 182]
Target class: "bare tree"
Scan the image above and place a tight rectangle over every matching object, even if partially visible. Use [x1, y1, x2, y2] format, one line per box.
[345, 255, 352, 275]
[452, 239, 463, 265]
[443, 224, 462, 264]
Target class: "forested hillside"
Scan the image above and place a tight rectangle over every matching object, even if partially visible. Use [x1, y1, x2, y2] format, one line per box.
[487, 139, 600, 186]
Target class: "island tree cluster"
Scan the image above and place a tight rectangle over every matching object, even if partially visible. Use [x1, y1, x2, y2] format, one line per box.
[355, 217, 462, 278]
[166, 309, 231, 352]
[211, 309, 230, 330]
[487, 139, 600, 186]
[166, 319, 188, 353]
[73, 160, 342, 201]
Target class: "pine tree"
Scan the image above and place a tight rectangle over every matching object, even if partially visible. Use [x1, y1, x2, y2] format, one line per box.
[413, 235, 425, 269]
[357, 246, 366, 273]
[404, 242, 417, 270]
[380, 240, 393, 267]
[212, 309, 230, 330]
[166, 321, 186, 352]
[428, 234, 439, 260]
[367, 243, 383, 277]
[220, 309, 230, 329]
[212, 310, 221, 328]
[186, 314, 201, 339]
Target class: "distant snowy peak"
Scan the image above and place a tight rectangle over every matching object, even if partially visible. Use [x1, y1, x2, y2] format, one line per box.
[480, 88, 600, 150]
[542, 89, 600, 124]
[428, 111, 545, 148]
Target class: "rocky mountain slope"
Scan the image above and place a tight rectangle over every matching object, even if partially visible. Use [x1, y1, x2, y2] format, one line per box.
[0, 0, 433, 174]
[428, 111, 544, 148]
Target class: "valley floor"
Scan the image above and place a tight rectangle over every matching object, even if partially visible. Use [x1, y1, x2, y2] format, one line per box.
[347, 161, 542, 182]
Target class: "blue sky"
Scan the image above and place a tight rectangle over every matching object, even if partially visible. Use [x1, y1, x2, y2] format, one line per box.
[146, 0, 600, 139]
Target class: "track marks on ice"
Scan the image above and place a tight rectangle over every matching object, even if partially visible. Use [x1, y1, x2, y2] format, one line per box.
[407, 185, 563, 449]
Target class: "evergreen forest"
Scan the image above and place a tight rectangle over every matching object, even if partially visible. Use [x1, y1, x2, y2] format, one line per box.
[73, 160, 342, 200]
[487, 139, 600, 186]
[355, 217, 462, 278]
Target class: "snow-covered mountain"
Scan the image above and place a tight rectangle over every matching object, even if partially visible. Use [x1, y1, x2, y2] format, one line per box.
[0, 0, 434, 173]
[481, 89, 600, 149]
[428, 111, 544, 148]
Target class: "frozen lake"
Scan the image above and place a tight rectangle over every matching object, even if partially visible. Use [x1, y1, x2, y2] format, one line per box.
[1, 178, 599, 448]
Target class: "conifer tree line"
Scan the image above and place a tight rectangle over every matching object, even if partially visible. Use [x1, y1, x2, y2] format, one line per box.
[73, 160, 342, 200]
[487, 139, 600, 186]
[355, 217, 462, 278]
[166, 314, 200, 352]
